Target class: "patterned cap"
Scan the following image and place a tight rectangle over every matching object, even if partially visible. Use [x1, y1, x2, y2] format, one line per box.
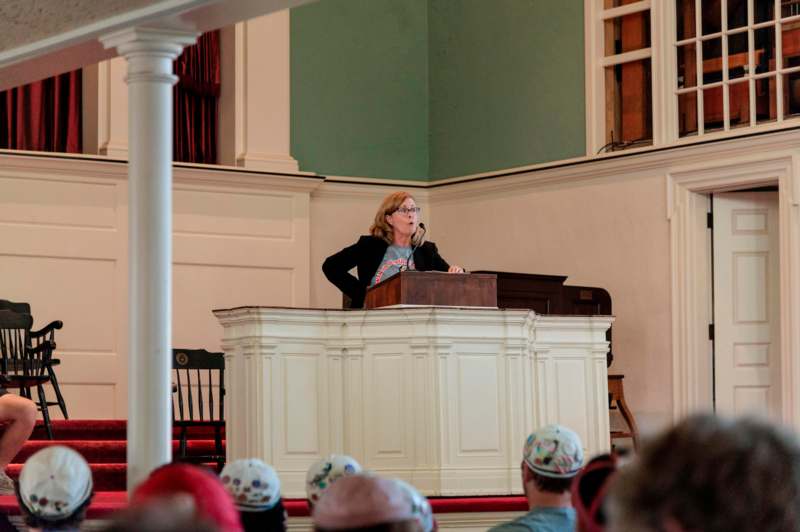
[220, 459, 281, 512]
[306, 454, 362, 504]
[523, 424, 584, 478]
[19, 445, 93, 521]
[391, 479, 435, 532]
[312, 475, 415, 529]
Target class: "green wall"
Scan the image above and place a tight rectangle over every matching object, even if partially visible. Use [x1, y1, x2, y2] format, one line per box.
[291, 0, 429, 180]
[290, 0, 585, 181]
[428, 0, 585, 179]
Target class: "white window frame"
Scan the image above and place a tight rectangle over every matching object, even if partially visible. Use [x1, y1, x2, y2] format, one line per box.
[585, 0, 667, 155]
[585, 0, 800, 157]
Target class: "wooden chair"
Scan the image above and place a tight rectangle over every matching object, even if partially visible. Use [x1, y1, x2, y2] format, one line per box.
[608, 374, 639, 450]
[172, 348, 225, 470]
[0, 310, 55, 439]
[0, 300, 67, 419]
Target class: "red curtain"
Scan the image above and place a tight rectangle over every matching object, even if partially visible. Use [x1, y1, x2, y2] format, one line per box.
[0, 70, 82, 153]
[174, 30, 220, 164]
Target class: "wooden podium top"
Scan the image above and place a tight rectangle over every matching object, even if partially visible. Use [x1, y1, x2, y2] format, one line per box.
[364, 271, 497, 309]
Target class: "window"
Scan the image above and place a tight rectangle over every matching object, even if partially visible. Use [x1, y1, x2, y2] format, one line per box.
[598, 1, 654, 152]
[674, 0, 800, 136]
[586, 0, 800, 155]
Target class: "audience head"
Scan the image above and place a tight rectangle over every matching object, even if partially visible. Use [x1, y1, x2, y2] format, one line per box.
[313, 475, 421, 532]
[220, 458, 286, 532]
[306, 454, 363, 507]
[131, 462, 242, 532]
[521, 424, 584, 497]
[101, 498, 220, 532]
[17, 445, 93, 531]
[571, 453, 618, 532]
[391, 479, 435, 532]
[607, 413, 800, 532]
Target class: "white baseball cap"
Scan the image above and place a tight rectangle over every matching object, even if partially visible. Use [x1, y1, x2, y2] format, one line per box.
[306, 454, 362, 504]
[19, 445, 93, 521]
[220, 458, 281, 511]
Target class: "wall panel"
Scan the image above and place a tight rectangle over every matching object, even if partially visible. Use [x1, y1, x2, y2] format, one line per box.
[0, 153, 319, 419]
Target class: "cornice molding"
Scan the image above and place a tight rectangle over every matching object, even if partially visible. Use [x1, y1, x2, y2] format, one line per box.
[0, 151, 324, 193]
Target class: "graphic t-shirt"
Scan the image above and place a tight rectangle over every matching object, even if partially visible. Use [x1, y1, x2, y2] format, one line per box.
[370, 245, 414, 286]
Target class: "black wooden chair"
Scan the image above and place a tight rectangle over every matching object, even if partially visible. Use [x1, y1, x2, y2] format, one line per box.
[0, 310, 55, 439]
[0, 300, 67, 419]
[171, 348, 225, 470]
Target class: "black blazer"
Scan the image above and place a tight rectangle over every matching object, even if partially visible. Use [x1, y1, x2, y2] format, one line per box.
[322, 235, 451, 308]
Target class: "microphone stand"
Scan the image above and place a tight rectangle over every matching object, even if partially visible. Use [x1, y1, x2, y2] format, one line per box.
[402, 222, 426, 272]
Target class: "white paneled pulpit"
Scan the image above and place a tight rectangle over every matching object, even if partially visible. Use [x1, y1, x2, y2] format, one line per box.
[214, 306, 613, 497]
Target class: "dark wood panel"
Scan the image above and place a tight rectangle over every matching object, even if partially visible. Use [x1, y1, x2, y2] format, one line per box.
[364, 272, 497, 309]
[474, 271, 614, 367]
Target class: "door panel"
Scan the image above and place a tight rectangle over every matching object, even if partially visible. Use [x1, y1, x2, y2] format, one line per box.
[713, 191, 780, 418]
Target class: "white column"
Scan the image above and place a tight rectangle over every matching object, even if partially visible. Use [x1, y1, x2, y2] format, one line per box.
[218, 10, 299, 172]
[100, 27, 197, 493]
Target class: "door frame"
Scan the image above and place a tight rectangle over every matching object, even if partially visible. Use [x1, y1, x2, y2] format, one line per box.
[668, 153, 800, 427]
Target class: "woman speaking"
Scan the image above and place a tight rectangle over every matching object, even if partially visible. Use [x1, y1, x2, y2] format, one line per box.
[323, 191, 464, 308]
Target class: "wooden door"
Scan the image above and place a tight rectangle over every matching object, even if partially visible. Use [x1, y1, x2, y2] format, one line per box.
[712, 191, 780, 418]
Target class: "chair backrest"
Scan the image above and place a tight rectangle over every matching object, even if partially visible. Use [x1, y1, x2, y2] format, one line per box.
[0, 310, 37, 376]
[172, 348, 225, 423]
[0, 300, 31, 314]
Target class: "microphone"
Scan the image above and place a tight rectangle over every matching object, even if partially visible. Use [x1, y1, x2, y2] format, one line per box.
[403, 222, 426, 272]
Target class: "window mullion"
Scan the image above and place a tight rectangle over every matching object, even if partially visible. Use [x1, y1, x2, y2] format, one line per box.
[600, 1, 651, 20]
[695, 0, 704, 134]
[748, 0, 756, 126]
[655, 0, 676, 145]
[601, 48, 653, 67]
[722, 0, 731, 131]
[776, 0, 784, 121]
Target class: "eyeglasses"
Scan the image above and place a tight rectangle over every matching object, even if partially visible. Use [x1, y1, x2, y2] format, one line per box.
[394, 207, 421, 215]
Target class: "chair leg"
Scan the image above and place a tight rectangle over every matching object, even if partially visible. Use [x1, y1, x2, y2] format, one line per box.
[215, 427, 224, 471]
[46, 365, 68, 419]
[179, 428, 188, 459]
[37, 385, 53, 440]
[616, 396, 640, 450]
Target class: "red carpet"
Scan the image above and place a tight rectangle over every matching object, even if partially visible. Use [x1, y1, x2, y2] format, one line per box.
[1, 420, 527, 519]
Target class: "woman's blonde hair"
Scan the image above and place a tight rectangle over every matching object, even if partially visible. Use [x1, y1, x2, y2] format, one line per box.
[370, 191, 425, 245]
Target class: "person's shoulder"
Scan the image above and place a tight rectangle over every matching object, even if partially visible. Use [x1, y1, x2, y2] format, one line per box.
[357, 235, 383, 244]
[420, 240, 438, 250]
[489, 507, 575, 532]
[487, 517, 535, 532]
[356, 235, 388, 250]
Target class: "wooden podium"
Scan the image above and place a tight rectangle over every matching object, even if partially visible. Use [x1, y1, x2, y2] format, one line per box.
[364, 271, 497, 309]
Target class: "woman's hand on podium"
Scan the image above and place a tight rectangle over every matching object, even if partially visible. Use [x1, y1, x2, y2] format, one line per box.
[448, 265, 465, 273]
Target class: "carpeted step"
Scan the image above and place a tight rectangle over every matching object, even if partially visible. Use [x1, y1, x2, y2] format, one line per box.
[0, 493, 526, 519]
[28, 420, 225, 441]
[13, 439, 225, 464]
[30, 420, 127, 440]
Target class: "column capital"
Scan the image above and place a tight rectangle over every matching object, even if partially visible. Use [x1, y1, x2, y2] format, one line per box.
[100, 26, 198, 59]
[100, 27, 198, 85]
